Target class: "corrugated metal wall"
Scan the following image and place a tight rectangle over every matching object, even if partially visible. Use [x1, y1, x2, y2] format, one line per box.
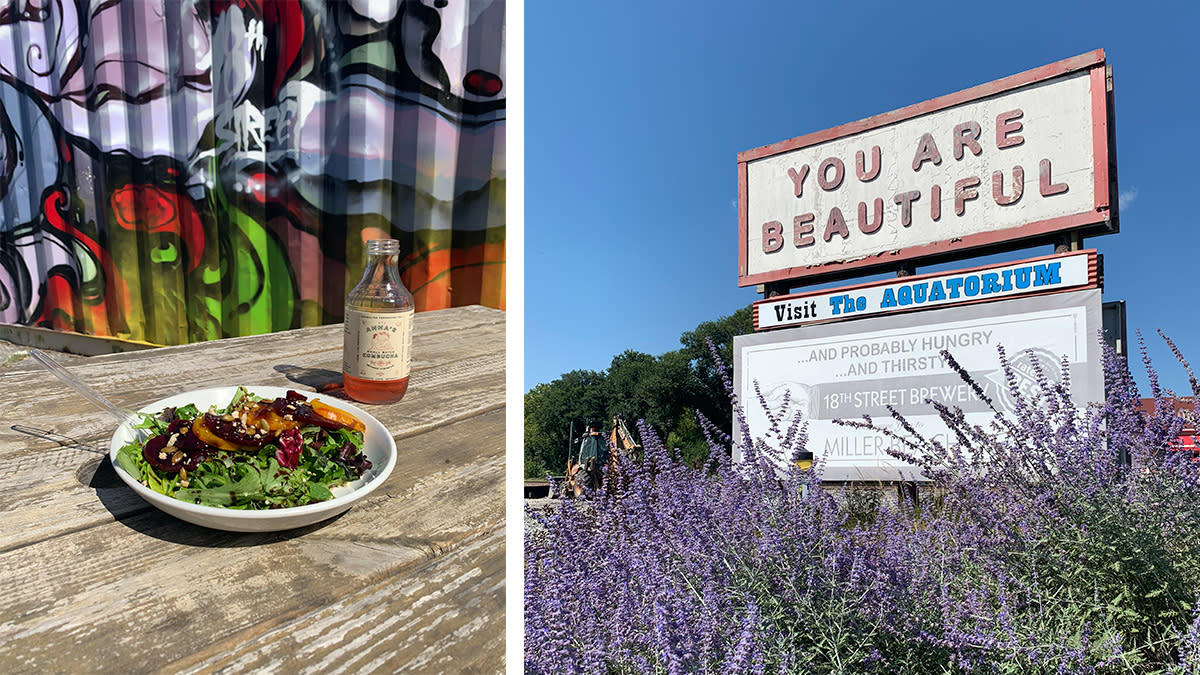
[0, 0, 505, 345]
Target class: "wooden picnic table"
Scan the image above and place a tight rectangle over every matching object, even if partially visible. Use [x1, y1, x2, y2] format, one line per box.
[0, 305, 505, 673]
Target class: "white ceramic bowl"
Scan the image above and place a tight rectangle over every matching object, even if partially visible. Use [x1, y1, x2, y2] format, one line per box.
[108, 385, 397, 532]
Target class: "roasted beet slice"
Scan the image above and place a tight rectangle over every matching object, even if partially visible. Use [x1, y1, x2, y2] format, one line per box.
[174, 429, 211, 452]
[142, 436, 215, 473]
[163, 419, 213, 451]
[270, 396, 302, 418]
[271, 392, 358, 431]
[142, 435, 176, 472]
[203, 412, 271, 448]
[275, 391, 333, 426]
[180, 448, 215, 470]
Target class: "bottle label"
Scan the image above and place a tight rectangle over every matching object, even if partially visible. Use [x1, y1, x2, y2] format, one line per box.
[343, 309, 413, 381]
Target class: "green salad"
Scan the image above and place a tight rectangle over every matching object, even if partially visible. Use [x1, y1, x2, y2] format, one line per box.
[115, 387, 373, 510]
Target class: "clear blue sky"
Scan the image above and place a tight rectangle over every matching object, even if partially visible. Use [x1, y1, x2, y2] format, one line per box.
[524, 1, 1200, 396]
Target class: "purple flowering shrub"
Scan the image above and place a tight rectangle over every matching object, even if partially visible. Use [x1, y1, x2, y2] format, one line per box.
[525, 334, 1200, 673]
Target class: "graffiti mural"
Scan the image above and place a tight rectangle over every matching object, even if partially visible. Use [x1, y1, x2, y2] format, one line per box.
[0, 0, 505, 345]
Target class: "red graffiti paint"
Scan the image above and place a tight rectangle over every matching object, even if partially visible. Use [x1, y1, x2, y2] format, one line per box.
[210, 0, 260, 14]
[33, 274, 79, 332]
[57, 135, 71, 163]
[464, 69, 504, 97]
[244, 172, 269, 203]
[110, 185, 206, 271]
[42, 189, 131, 331]
[262, 0, 306, 95]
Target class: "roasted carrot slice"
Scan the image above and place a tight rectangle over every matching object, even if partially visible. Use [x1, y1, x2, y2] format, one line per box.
[310, 399, 366, 433]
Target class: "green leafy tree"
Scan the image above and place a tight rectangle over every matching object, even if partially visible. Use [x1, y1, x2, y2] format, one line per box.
[524, 307, 755, 477]
[524, 369, 609, 478]
[678, 305, 754, 438]
[602, 350, 657, 423]
[679, 305, 754, 369]
[604, 349, 698, 436]
[665, 409, 709, 467]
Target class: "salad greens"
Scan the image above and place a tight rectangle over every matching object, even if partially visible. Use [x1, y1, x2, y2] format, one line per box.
[115, 387, 372, 510]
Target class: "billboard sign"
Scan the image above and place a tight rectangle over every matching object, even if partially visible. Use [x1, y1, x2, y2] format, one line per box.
[754, 250, 1098, 330]
[734, 289, 1104, 481]
[738, 50, 1116, 287]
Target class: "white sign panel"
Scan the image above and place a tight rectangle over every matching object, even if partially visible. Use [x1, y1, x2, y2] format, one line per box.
[755, 251, 1095, 330]
[737, 51, 1114, 286]
[734, 290, 1103, 481]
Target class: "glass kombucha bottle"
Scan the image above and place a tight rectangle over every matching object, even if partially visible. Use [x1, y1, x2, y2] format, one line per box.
[342, 239, 414, 404]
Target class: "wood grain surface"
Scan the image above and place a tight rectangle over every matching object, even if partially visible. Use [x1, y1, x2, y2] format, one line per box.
[0, 306, 505, 674]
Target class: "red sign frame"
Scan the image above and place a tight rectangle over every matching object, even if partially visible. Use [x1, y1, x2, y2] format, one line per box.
[737, 50, 1117, 288]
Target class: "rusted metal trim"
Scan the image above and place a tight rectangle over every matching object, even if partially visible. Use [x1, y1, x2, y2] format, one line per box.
[735, 51, 1113, 289]
[1104, 64, 1121, 234]
[737, 161, 749, 278]
[1090, 64, 1110, 211]
[0, 323, 161, 356]
[737, 50, 1105, 163]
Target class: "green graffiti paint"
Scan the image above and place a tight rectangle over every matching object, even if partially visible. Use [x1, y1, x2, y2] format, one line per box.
[228, 205, 296, 336]
[150, 243, 179, 264]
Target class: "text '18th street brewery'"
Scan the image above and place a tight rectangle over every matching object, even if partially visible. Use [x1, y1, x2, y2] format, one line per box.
[342, 239, 414, 404]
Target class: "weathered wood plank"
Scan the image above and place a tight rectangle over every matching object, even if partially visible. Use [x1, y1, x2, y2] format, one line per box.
[0, 308, 504, 552]
[0, 308, 503, 427]
[0, 307, 505, 673]
[170, 526, 505, 674]
[0, 409, 504, 674]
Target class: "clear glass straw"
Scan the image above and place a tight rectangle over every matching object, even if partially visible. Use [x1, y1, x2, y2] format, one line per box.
[28, 349, 135, 425]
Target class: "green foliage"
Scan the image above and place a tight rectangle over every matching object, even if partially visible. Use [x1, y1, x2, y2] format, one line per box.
[680, 305, 754, 432]
[524, 369, 608, 477]
[1026, 465, 1200, 666]
[665, 409, 709, 468]
[523, 306, 753, 478]
[679, 305, 753, 368]
[527, 337, 1200, 671]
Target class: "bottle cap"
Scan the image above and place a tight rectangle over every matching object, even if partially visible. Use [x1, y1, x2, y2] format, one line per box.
[366, 239, 401, 255]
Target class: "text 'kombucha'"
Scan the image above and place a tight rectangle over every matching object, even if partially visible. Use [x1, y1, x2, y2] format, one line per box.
[342, 239, 414, 404]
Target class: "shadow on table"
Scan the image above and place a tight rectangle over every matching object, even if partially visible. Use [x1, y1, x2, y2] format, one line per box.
[83, 451, 343, 547]
[274, 364, 353, 400]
